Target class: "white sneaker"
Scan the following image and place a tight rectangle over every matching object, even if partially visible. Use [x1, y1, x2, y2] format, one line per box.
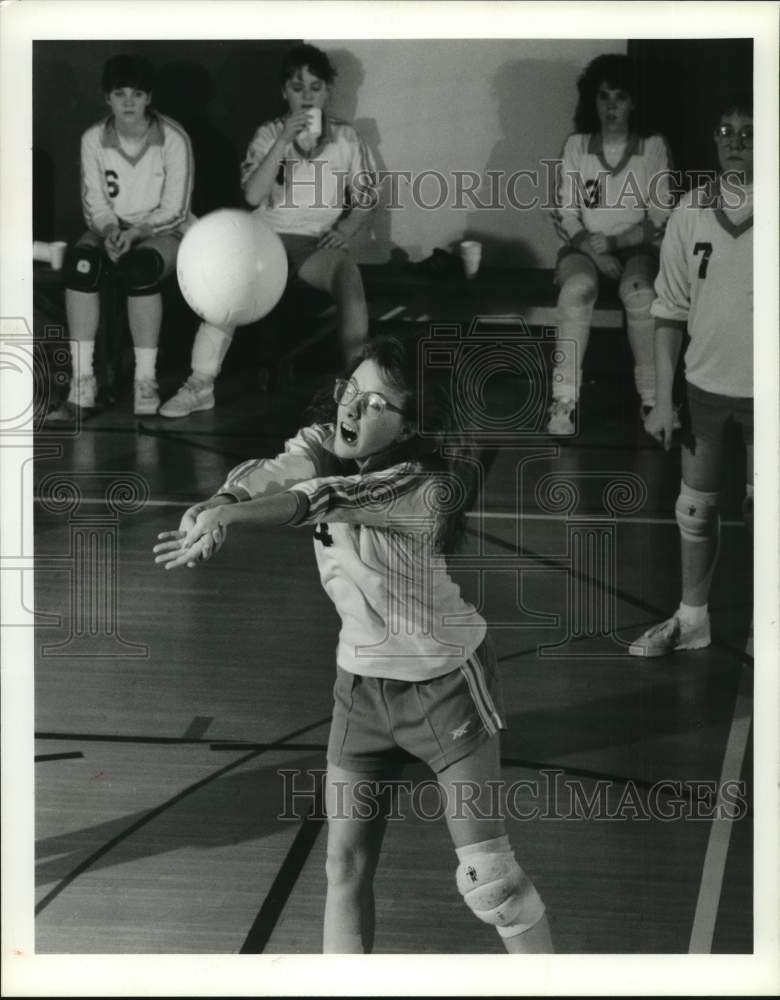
[67, 373, 97, 409]
[158, 375, 215, 418]
[629, 613, 711, 658]
[546, 398, 576, 436]
[134, 378, 160, 416]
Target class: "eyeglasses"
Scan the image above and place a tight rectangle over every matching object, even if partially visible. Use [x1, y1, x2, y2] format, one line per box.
[333, 378, 406, 419]
[715, 125, 753, 147]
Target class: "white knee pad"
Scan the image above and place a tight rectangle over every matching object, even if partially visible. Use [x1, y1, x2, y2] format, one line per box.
[619, 278, 654, 320]
[675, 483, 720, 543]
[455, 835, 545, 938]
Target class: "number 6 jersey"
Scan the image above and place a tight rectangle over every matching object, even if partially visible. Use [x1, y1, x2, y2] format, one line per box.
[79, 112, 194, 237]
[651, 179, 753, 398]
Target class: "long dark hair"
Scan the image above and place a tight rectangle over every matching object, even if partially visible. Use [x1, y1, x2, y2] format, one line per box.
[574, 54, 645, 135]
[305, 334, 478, 554]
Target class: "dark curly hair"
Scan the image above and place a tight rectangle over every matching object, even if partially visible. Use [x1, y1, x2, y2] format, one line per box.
[716, 90, 753, 122]
[305, 334, 479, 554]
[279, 44, 337, 86]
[574, 53, 644, 135]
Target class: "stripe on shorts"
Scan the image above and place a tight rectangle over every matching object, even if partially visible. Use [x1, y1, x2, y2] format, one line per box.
[459, 651, 503, 736]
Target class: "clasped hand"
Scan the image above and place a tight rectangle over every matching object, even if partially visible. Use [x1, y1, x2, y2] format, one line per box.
[153, 505, 230, 570]
[105, 225, 142, 262]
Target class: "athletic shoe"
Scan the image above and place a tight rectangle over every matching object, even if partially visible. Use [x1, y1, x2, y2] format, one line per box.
[67, 373, 97, 409]
[134, 378, 160, 416]
[158, 376, 215, 418]
[546, 398, 576, 436]
[629, 613, 711, 657]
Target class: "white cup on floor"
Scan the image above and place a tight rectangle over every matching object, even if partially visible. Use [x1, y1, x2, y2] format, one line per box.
[459, 240, 482, 279]
[49, 241, 68, 270]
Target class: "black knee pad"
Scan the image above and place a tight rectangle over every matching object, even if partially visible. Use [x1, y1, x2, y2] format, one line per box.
[118, 247, 165, 296]
[63, 244, 104, 292]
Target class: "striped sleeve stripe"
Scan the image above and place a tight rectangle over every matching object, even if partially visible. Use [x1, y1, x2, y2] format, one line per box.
[303, 469, 424, 521]
[151, 116, 194, 234]
[223, 458, 266, 488]
[459, 653, 503, 736]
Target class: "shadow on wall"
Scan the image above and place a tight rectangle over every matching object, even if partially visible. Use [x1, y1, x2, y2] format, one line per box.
[154, 61, 243, 216]
[324, 48, 397, 265]
[462, 59, 578, 269]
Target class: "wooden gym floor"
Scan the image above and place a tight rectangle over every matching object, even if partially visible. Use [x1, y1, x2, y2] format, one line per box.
[32, 274, 754, 955]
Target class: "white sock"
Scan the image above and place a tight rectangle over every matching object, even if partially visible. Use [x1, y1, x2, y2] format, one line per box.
[72, 340, 95, 380]
[678, 602, 708, 626]
[134, 347, 157, 382]
[634, 364, 656, 407]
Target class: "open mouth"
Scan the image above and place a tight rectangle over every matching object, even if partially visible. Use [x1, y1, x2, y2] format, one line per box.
[340, 422, 358, 445]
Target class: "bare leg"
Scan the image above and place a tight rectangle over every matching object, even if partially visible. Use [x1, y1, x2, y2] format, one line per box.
[127, 293, 162, 349]
[65, 288, 100, 344]
[323, 764, 389, 954]
[298, 248, 369, 365]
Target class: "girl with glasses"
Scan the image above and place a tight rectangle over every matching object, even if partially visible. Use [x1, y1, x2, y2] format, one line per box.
[154, 335, 553, 954]
[631, 93, 754, 658]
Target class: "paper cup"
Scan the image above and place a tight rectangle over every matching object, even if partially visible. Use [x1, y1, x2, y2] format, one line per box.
[49, 241, 67, 270]
[459, 240, 482, 279]
[33, 240, 51, 264]
[305, 107, 322, 140]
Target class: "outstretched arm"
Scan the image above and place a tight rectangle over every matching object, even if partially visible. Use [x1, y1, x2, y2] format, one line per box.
[153, 492, 300, 570]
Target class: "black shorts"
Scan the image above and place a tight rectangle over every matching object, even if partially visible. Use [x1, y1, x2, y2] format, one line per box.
[278, 233, 323, 276]
[327, 638, 506, 776]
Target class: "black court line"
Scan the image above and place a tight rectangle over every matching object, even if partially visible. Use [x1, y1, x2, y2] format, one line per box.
[239, 780, 326, 954]
[34, 729, 329, 748]
[210, 741, 326, 752]
[34, 752, 84, 763]
[34, 715, 331, 917]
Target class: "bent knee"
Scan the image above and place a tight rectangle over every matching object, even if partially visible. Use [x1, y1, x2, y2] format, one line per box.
[325, 846, 372, 888]
[456, 836, 546, 936]
[332, 256, 365, 295]
[618, 274, 654, 312]
[558, 272, 598, 307]
[117, 247, 166, 296]
[64, 243, 104, 293]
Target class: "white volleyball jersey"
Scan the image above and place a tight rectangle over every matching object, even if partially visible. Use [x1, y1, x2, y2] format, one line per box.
[218, 424, 486, 682]
[240, 115, 377, 237]
[80, 112, 194, 236]
[551, 132, 674, 246]
[651, 181, 753, 398]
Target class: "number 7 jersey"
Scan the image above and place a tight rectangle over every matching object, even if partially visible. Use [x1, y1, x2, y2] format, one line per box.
[651, 180, 753, 398]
